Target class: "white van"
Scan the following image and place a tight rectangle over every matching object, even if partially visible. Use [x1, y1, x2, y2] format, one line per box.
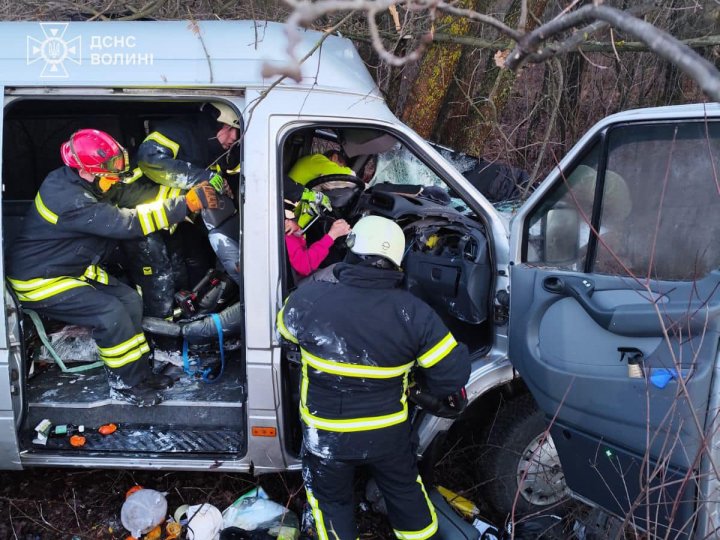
[2, 20, 720, 537]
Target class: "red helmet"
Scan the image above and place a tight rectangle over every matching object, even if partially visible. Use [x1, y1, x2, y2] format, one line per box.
[60, 129, 129, 176]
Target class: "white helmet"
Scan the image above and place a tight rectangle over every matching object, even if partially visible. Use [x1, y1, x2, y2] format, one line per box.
[348, 215, 405, 267]
[209, 102, 241, 129]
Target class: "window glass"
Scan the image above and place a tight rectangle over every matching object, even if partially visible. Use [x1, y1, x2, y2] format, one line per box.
[595, 122, 720, 280]
[524, 121, 720, 281]
[524, 144, 600, 268]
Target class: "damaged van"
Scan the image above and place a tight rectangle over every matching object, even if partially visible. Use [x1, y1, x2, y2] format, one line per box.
[2, 20, 720, 537]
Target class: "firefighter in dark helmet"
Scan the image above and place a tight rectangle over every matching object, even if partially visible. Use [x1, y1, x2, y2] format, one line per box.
[277, 215, 470, 540]
[7, 129, 219, 406]
[137, 102, 242, 286]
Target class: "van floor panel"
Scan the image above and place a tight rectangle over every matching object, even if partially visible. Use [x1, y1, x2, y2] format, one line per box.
[29, 425, 244, 454]
[24, 358, 246, 432]
[27, 357, 245, 406]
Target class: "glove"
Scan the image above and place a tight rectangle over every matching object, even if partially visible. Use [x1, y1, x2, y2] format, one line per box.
[186, 182, 219, 212]
[208, 173, 225, 192]
[409, 386, 467, 419]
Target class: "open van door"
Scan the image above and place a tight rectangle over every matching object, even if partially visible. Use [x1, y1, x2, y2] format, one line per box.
[508, 115, 720, 538]
[0, 89, 23, 469]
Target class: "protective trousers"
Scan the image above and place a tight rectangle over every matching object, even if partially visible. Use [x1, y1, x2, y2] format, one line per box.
[26, 278, 150, 387]
[121, 231, 187, 318]
[302, 439, 439, 540]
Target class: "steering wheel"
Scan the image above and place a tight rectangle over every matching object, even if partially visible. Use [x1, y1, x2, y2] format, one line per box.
[304, 173, 367, 218]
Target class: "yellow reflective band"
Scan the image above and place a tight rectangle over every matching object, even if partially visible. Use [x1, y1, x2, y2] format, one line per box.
[136, 202, 161, 234]
[96, 266, 109, 285]
[81, 265, 109, 285]
[169, 187, 182, 199]
[152, 202, 169, 230]
[144, 131, 180, 158]
[276, 307, 298, 344]
[124, 168, 143, 184]
[301, 349, 413, 379]
[143, 266, 153, 276]
[305, 489, 330, 540]
[8, 276, 90, 302]
[300, 402, 408, 433]
[393, 476, 438, 540]
[34, 193, 58, 225]
[417, 333, 457, 368]
[98, 333, 146, 357]
[156, 186, 170, 200]
[101, 342, 150, 368]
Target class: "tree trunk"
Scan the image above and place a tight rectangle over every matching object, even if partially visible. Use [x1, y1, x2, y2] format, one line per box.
[399, 2, 474, 138]
[448, 0, 549, 157]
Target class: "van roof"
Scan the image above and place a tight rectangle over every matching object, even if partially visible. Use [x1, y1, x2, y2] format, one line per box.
[0, 20, 381, 97]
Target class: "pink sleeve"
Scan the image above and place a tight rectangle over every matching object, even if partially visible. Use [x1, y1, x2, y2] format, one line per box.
[285, 234, 334, 277]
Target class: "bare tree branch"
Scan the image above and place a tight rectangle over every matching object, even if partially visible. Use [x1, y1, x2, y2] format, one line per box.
[506, 4, 720, 102]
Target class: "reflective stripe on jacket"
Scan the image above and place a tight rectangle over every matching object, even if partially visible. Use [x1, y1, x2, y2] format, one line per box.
[136, 117, 227, 190]
[277, 262, 470, 459]
[7, 166, 188, 305]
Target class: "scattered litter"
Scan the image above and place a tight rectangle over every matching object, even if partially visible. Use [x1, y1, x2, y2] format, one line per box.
[50, 423, 85, 437]
[33, 418, 52, 446]
[176, 503, 223, 540]
[99, 423, 118, 435]
[165, 520, 182, 539]
[121, 488, 168, 538]
[437, 485, 479, 519]
[69, 434, 86, 447]
[222, 487, 288, 531]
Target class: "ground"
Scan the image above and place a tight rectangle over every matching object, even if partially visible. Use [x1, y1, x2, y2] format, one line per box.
[0, 423, 582, 539]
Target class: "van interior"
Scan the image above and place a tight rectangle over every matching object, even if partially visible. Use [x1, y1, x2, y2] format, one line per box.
[2, 98, 495, 461]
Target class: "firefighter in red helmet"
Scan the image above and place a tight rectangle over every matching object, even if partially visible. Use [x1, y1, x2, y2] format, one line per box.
[7, 129, 219, 405]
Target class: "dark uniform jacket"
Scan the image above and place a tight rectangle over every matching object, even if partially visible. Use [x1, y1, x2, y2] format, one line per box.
[278, 262, 470, 460]
[7, 166, 188, 306]
[137, 116, 231, 191]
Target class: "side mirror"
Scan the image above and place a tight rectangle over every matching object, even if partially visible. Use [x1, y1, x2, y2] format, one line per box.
[543, 206, 580, 263]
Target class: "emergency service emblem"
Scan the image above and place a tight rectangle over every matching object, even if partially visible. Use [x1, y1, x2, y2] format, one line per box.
[27, 23, 81, 78]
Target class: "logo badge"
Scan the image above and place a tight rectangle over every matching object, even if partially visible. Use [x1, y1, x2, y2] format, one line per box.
[27, 23, 81, 78]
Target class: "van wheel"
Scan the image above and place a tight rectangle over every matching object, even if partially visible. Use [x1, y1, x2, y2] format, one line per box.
[478, 394, 570, 517]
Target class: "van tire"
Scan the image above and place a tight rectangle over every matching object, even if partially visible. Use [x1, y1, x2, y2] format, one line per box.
[477, 394, 570, 517]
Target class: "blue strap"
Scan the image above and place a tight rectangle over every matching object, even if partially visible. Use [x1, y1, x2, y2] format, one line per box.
[202, 314, 225, 384]
[181, 314, 225, 384]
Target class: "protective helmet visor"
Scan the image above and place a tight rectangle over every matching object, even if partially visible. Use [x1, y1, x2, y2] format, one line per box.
[98, 148, 130, 175]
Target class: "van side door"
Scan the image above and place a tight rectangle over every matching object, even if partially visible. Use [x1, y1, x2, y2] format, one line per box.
[1, 91, 23, 469]
[508, 118, 720, 538]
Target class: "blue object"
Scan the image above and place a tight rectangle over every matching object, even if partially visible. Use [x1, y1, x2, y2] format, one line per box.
[650, 368, 677, 389]
[181, 313, 225, 384]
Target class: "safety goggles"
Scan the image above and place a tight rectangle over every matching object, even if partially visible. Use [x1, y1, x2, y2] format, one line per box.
[99, 149, 130, 174]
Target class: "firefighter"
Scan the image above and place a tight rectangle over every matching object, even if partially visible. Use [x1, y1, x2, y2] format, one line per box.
[6, 129, 219, 406]
[277, 215, 470, 540]
[137, 102, 241, 285]
[105, 171, 188, 320]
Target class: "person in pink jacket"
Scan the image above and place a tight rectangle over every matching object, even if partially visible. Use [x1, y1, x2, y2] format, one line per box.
[285, 217, 351, 277]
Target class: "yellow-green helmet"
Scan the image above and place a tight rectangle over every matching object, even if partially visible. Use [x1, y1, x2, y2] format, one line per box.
[288, 154, 355, 186]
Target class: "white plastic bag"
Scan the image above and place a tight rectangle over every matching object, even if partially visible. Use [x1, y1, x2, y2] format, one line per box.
[175, 503, 223, 540]
[222, 487, 288, 530]
[120, 489, 167, 538]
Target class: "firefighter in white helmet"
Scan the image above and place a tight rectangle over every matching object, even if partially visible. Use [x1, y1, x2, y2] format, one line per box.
[278, 215, 470, 540]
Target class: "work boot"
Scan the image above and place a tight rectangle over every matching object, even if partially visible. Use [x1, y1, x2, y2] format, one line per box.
[111, 384, 162, 407]
[142, 372, 174, 390]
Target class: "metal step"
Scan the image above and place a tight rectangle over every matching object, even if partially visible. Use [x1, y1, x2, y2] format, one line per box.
[24, 357, 247, 442]
[33, 425, 244, 454]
